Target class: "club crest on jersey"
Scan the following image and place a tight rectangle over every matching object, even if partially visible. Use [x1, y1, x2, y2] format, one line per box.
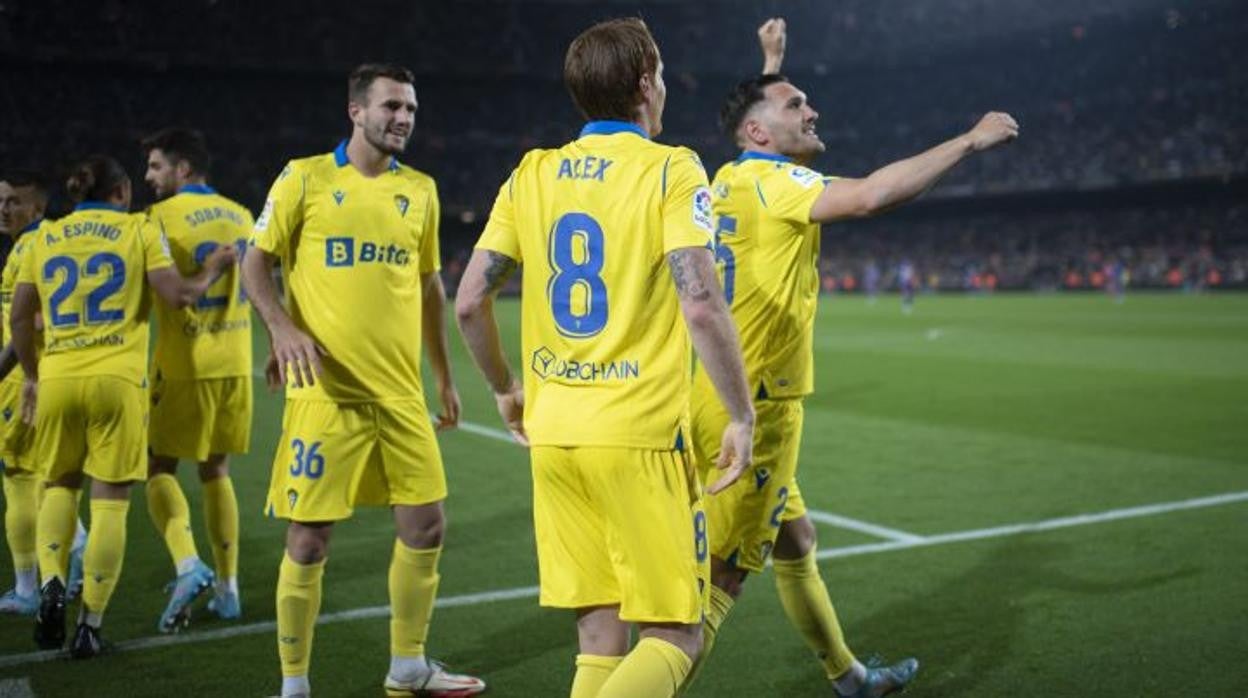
[287, 489, 299, 510]
[692, 186, 713, 233]
[394, 194, 410, 217]
[754, 467, 771, 491]
[332, 190, 346, 206]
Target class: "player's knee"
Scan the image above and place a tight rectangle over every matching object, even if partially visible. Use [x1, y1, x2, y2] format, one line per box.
[773, 516, 817, 560]
[148, 455, 178, 478]
[286, 522, 332, 563]
[197, 456, 228, 482]
[710, 558, 747, 599]
[639, 623, 702, 660]
[394, 502, 445, 549]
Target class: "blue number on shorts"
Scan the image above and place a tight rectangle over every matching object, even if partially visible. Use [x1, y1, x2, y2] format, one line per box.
[193, 242, 230, 309]
[43, 253, 128, 327]
[547, 212, 608, 338]
[714, 215, 737, 305]
[43, 256, 81, 327]
[289, 439, 325, 480]
[693, 510, 708, 563]
[84, 252, 126, 324]
[768, 486, 790, 528]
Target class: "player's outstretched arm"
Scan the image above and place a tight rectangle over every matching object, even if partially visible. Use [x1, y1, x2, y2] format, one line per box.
[668, 246, 755, 493]
[10, 282, 40, 424]
[239, 246, 326, 390]
[455, 248, 526, 445]
[810, 111, 1020, 223]
[759, 17, 786, 75]
[148, 244, 237, 309]
[422, 271, 461, 431]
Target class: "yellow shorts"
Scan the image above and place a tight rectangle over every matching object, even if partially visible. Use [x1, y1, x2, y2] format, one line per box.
[36, 376, 147, 484]
[265, 399, 446, 522]
[531, 446, 709, 624]
[692, 386, 807, 573]
[0, 379, 36, 474]
[149, 375, 253, 461]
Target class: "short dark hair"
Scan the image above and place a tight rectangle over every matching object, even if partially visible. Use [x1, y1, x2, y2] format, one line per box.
[141, 127, 211, 177]
[1, 169, 49, 205]
[349, 63, 416, 104]
[719, 73, 790, 143]
[564, 18, 660, 122]
[65, 155, 129, 203]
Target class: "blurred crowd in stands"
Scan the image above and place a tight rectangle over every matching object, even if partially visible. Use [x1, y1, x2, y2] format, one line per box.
[3, 0, 1244, 291]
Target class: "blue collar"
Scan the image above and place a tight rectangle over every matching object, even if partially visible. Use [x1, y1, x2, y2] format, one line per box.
[736, 150, 791, 164]
[74, 201, 125, 212]
[178, 183, 216, 195]
[18, 217, 43, 234]
[334, 139, 400, 172]
[579, 120, 649, 139]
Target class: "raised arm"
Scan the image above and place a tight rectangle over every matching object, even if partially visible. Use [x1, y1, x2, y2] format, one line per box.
[759, 17, 786, 75]
[454, 249, 525, 444]
[240, 246, 325, 389]
[810, 112, 1019, 223]
[667, 246, 755, 493]
[422, 270, 460, 430]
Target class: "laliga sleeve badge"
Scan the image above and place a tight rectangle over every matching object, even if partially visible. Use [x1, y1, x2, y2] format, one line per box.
[692, 187, 714, 233]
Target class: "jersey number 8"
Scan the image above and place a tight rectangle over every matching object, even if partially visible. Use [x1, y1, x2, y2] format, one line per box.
[547, 212, 608, 338]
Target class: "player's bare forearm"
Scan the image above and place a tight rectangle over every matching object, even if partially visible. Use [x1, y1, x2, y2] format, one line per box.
[10, 284, 39, 380]
[149, 245, 237, 309]
[812, 112, 1019, 222]
[241, 247, 296, 337]
[759, 17, 786, 75]
[0, 343, 17, 382]
[421, 271, 455, 390]
[668, 247, 754, 425]
[455, 249, 518, 393]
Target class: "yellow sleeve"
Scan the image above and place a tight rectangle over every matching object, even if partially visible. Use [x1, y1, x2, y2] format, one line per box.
[757, 163, 828, 225]
[419, 181, 441, 274]
[661, 148, 715, 253]
[251, 161, 305, 255]
[138, 216, 174, 273]
[14, 236, 36, 285]
[476, 169, 521, 261]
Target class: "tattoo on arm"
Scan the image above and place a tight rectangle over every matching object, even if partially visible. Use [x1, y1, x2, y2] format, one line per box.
[483, 251, 519, 294]
[666, 248, 714, 302]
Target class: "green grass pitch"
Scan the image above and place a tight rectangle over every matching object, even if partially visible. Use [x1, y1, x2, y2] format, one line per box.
[1, 292, 1246, 696]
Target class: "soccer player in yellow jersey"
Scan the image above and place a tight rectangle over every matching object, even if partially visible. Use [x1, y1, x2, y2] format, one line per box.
[140, 127, 254, 631]
[11, 155, 235, 657]
[0, 171, 90, 616]
[241, 64, 484, 698]
[688, 19, 1019, 697]
[457, 19, 756, 698]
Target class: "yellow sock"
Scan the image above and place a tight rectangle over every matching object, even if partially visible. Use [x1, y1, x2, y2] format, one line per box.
[773, 548, 856, 679]
[598, 636, 693, 698]
[82, 499, 129, 621]
[276, 553, 325, 677]
[146, 473, 199, 569]
[36, 487, 79, 585]
[202, 476, 239, 581]
[679, 583, 735, 694]
[3, 472, 40, 573]
[571, 654, 624, 698]
[389, 541, 441, 657]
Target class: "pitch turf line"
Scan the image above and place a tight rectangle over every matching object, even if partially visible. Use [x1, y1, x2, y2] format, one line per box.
[3, 490, 1246, 671]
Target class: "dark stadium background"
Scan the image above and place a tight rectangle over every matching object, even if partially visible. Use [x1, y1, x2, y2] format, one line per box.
[2, 0, 1244, 294]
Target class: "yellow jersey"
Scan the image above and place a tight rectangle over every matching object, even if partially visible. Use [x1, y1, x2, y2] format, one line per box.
[1, 219, 46, 385]
[701, 152, 830, 399]
[148, 185, 254, 380]
[476, 121, 715, 449]
[250, 141, 441, 402]
[16, 203, 172, 386]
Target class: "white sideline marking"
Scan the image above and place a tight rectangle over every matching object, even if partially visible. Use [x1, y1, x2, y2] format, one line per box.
[805, 510, 926, 543]
[456, 420, 518, 444]
[0, 678, 35, 697]
[2, 490, 1245, 670]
